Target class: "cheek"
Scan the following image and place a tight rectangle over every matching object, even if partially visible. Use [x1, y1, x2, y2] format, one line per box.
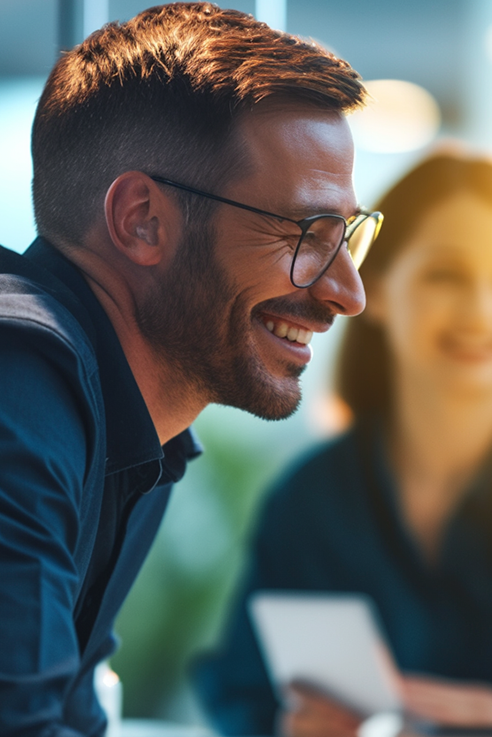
[237, 246, 293, 289]
[382, 286, 446, 358]
[218, 249, 294, 303]
[215, 220, 295, 294]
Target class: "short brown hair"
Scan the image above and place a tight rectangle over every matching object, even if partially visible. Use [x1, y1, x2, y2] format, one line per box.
[32, 2, 365, 247]
[335, 148, 492, 417]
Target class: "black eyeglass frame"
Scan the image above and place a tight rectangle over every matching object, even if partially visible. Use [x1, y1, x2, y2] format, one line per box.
[150, 175, 382, 288]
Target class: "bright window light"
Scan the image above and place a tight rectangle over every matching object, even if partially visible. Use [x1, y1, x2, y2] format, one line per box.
[255, 0, 287, 31]
[349, 79, 441, 154]
[485, 23, 492, 63]
[83, 0, 109, 38]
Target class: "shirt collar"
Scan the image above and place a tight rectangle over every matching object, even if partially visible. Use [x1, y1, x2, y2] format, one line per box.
[24, 237, 202, 477]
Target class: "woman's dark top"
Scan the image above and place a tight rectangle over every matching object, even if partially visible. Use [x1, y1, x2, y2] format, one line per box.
[192, 419, 492, 735]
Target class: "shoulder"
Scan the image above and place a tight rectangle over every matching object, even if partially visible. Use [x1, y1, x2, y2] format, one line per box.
[255, 426, 364, 532]
[0, 248, 103, 441]
[0, 246, 97, 377]
[273, 426, 362, 497]
[0, 255, 107, 518]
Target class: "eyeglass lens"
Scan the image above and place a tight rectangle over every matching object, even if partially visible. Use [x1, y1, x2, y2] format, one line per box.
[292, 217, 345, 288]
[292, 214, 377, 287]
[348, 215, 379, 270]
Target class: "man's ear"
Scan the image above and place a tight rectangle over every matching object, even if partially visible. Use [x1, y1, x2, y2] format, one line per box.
[104, 171, 180, 266]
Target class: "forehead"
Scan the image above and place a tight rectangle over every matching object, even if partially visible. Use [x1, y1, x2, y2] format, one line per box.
[386, 190, 492, 276]
[406, 191, 492, 257]
[232, 100, 356, 216]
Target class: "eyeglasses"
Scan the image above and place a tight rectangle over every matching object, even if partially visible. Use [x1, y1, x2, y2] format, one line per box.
[150, 175, 383, 288]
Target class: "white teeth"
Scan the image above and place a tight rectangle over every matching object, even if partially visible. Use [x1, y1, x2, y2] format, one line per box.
[297, 329, 314, 345]
[264, 319, 313, 345]
[275, 322, 289, 339]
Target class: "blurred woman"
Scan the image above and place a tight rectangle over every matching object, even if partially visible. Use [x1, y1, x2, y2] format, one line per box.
[193, 149, 492, 736]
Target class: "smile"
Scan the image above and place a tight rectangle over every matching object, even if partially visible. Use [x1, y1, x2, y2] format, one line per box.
[263, 318, 314, 345]
[441, 335, 492, 362]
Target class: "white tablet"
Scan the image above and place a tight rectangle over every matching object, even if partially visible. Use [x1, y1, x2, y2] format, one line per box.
[248, 592, 402, 717]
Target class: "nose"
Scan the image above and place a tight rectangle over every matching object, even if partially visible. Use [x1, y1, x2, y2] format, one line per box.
[307, 244, 366, 316]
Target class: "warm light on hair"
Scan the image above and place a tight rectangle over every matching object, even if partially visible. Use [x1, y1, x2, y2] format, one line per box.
[32, 2, 366, 247]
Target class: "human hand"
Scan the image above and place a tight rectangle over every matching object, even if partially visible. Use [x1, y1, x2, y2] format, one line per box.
[278, 681, 362, 737]
[401, 674, 492, 727]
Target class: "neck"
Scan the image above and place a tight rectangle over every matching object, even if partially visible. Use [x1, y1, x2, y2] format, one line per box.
[387, 371, 492, 562]
[115, 323, 206, 444]
[64, 243, 207, 445]
[96, 283, 208, 443]
[390, 372, 492, 482]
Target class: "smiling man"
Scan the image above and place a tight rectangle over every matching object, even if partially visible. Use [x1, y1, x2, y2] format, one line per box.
[0, 3, 381, 735]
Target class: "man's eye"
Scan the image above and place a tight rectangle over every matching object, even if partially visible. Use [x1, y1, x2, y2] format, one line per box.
[282, 233, 300, 250]
[302, 229, 321, 245]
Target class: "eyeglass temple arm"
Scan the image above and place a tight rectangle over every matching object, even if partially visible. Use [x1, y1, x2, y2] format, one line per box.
[150, 175, 290, 223]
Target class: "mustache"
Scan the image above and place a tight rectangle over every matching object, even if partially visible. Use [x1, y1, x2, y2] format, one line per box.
[253, 296, 336, 327]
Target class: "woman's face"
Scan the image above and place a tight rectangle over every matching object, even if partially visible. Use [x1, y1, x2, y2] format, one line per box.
[366, 191, 492, 395]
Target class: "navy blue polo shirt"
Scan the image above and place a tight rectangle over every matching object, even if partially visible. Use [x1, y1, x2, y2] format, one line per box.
[0, 237, 201, 736]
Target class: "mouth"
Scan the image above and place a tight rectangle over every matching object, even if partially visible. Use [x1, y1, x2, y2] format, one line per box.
[254, 296, 335, 349]
[441, 336, 492, 362]
[252, 300, 335, 368]
[263, 317, 314, 345]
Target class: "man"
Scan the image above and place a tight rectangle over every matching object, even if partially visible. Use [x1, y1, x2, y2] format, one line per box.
[0, 3, 380, 734]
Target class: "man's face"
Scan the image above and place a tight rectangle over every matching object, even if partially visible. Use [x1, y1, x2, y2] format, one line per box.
[142, 102, 365, 420]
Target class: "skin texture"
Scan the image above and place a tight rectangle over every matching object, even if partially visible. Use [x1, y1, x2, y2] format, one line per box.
[166, 103, 365, 421]
[66, 101, 365, 442]
[280, 191, 492, 736]
[281, 682, 361, 737]
[401, 675, 492, 727]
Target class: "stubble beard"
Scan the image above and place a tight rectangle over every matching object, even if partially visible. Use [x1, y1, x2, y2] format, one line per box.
[134, 223, 304, 421]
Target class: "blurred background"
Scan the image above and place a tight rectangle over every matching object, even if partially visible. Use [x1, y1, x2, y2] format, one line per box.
[2, 0, 492, 723]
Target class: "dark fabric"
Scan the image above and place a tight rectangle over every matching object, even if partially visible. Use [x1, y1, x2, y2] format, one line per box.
[192, 420, 492, 736]
[0, 239, 201, 736]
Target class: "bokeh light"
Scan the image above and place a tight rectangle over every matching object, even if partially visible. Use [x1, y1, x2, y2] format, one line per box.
[349, 79, 441, 154]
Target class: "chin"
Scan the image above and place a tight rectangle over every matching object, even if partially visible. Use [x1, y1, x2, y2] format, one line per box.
[216, 369, 303, 421]
[245, 391, 302, 421]
[438, 364, 492, 396]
